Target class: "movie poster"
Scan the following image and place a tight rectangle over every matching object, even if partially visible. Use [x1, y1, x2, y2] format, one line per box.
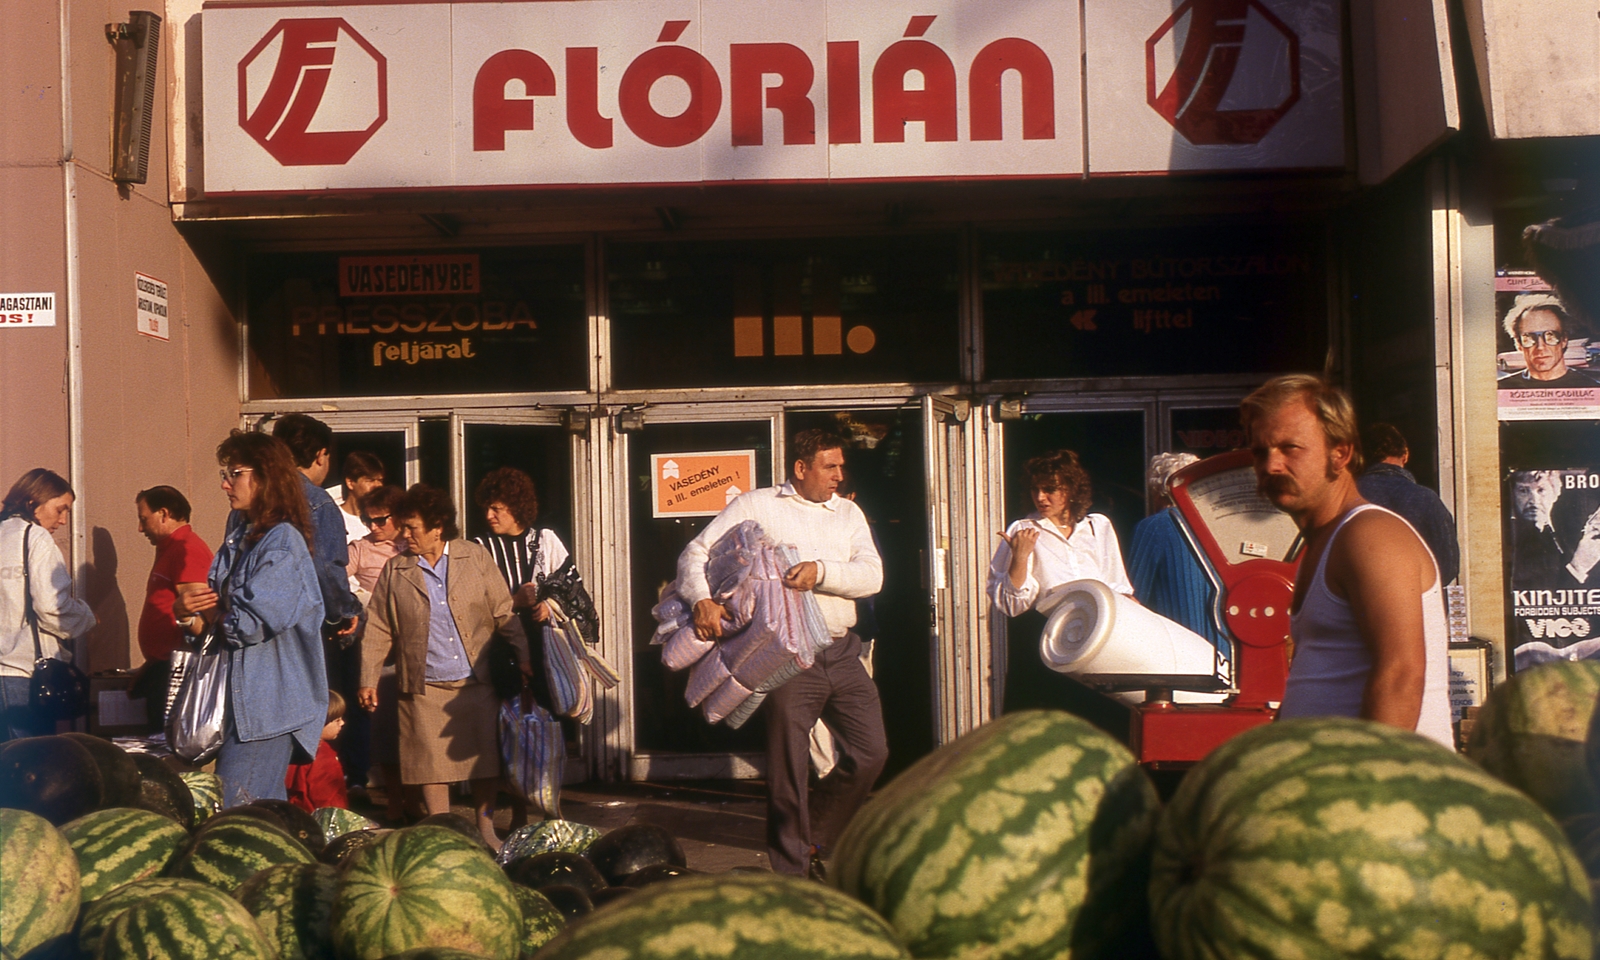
[1505, 468, 1600, 671]
[1496, 273, 1600, 420]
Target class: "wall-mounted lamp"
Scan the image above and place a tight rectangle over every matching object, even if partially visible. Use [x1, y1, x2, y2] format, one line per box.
[616, 409, 646, 433]
[106, 11, 161, 184]
[996, 396, 1025, 421]
[563, 408, 592, 435]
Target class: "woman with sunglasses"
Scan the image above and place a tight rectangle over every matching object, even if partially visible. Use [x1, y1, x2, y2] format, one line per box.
[346, 483, 415, 822]
[173, 431, 328, 807]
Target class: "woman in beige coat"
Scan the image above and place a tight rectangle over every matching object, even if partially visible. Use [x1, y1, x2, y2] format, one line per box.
[357, 484, 528, 850]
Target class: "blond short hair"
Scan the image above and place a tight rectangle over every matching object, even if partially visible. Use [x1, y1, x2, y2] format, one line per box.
[1502, 293, 1572, 341]
[1239, 374, 1363, 475]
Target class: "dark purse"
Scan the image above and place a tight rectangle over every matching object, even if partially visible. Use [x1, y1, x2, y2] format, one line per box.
[21, 522, 90, 722]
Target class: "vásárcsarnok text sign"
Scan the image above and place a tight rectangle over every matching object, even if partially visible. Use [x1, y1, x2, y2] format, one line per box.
[199, 0, 1342, 194]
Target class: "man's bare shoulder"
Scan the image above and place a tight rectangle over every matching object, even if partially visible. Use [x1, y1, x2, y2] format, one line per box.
[1329, 508, 1432, 584]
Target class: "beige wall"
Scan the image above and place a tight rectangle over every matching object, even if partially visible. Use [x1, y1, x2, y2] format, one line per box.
[2, 0, 241, 673]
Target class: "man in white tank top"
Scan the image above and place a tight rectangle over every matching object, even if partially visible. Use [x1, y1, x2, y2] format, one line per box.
[1242, 375, 1455, 748]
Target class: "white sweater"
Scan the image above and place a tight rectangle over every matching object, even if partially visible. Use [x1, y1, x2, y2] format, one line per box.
[0, 517, 96, 676]
[677, 485, 882, 638]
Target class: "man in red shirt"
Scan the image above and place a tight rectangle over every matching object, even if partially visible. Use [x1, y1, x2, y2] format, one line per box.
[131, 486, 214, 728]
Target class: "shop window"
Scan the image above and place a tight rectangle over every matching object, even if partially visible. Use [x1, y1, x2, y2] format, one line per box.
[607, 235, 961, 389]
[246, 247, 587, 398]
[980, 225, 1327, 381]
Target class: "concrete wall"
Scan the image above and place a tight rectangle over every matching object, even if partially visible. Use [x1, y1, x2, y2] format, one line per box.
[2, 0, 240, 673]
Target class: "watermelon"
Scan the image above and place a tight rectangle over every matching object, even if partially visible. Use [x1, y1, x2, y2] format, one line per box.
[165, 815, 314, 893]
[512, 885, 565, 957]
[415, 811, 494, 853]
[60, 732, 142, 808]
[0, 735, 103, 824]
[98, 877, 275, 959]
[829, 710, 1160, 960]
[535, 883, 594, 920]
[131, 753, 196, 828]
[78, 877, 208, 955]
[496, 819, 601, 866]
[584, 823, 687, 884]
[180, 771, 224, 824]
[249, 799, 328, 855]
[623, 863, 701, 887]
[1151, 717, 1593, 960]
[384, 950, 493, 960]
[532, 871, 910, 960]
[331, 825, 523, 960]
[62, 806, 189, 902]
[1468, 659, 1600, 822]
[507, 850, 608, 895]
[314, 805, 377, 843]
[590, 886, 638, 908]
[0, 807, 80, 959]
[235, 861, 340, 960]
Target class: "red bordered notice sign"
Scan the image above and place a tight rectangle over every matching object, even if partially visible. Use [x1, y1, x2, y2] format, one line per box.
[651, 450, 756, 518]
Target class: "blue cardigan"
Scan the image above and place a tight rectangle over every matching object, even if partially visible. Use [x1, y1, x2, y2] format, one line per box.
[210, 516, 327, 758]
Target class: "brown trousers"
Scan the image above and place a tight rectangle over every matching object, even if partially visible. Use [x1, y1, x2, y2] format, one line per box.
[764, 632, 888, 875]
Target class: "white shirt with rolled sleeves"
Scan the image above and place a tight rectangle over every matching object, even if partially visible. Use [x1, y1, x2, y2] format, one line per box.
[0, 517, 97, 676]
[986, 512, 1133, 617]
[677, 484, 882, 638]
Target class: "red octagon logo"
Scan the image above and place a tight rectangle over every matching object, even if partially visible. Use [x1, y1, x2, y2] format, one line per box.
[1146, 0, 1300, 146]
[239, 18, 387, 166]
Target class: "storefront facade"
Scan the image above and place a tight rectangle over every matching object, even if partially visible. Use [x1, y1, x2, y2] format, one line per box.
[7, 0, 1511, 778]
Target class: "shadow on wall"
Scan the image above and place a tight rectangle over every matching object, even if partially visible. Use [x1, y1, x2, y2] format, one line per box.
[85, 526, 129, 672]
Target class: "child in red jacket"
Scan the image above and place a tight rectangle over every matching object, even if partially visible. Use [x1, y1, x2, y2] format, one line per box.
[286, 690, 350, 812]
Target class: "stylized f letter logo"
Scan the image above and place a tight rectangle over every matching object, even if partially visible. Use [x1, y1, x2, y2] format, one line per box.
[1146, 0, 1300, 146]
[238, 18, 387, 166]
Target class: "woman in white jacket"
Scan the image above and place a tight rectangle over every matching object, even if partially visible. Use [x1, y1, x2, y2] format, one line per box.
[1, 469, 97, 741]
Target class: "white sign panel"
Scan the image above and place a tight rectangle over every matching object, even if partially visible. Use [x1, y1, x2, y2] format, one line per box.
[1, 293, 57, 327]
[135, 273, 170, 341]
[200, 0, 1342, 194]
[1085, 0, 1344, 174]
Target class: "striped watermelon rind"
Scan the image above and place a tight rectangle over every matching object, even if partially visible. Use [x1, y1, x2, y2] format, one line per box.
[235, 861, 340, 960]
[313, 805, 377, 844]
[331, 824, 523, 960]
[532, 871, 909, 960]
[829, 709, 1159, 960]
[1152, 717, 1593, 960]
[180, 771, 224, 824]
[98, 877, 276, 959]
[79, 877, 218, 956]
[512, 884, 565, 957]
[62, 806, 190, 903]
[1468, 659, 1600, 822]
[165, 816, 314, 893]
[0, 807, 81, 960]
[496, 819, 603, 866]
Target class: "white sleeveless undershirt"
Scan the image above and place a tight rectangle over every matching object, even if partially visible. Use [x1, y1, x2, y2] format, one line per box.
[1280, 504, 1455, 748]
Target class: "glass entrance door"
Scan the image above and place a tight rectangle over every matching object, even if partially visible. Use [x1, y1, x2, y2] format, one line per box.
[625, 415, 776, 780]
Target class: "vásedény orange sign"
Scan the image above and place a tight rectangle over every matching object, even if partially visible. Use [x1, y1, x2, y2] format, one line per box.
[651, 450, 758, 518]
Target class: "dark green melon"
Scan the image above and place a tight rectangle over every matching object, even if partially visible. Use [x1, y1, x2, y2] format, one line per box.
[59, 732, 142, 808]
[98, 877, 275, 959]
[511, 885, 564, 958]
[331, 825, 523, 960]
[1152, 717, 1593, 960]
[830, 710, 1160, 960]
[1468, 659, 1600, 821]
[0, 735, 103, 825]
[622, 863, 700, 888]
[62, 806, 189, 902]
[321, 828, 391, 866]
[583, 823, 687, 885]
[0, 807, 80, 960]
[235, 861, 340, 960]
[382, 949, 493, 960]
[164, 815, 313, 893]
[414, 812, 493, 853]
[248, 799, 328, 856]
[131, 753, 196, 828]
[534, 883, 593, 921]
[532, 871, 909, 960]
[507, 851, 608, 895]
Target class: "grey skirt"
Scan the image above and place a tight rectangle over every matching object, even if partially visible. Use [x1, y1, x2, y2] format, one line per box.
[397, 676, 501, 784]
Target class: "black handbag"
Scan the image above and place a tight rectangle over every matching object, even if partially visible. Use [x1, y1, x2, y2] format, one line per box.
[21, 522, 90, 722]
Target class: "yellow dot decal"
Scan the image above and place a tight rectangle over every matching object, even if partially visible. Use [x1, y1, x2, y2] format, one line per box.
[847, 325, 876, 353]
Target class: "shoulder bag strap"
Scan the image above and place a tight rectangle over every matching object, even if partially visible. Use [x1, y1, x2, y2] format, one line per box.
[20, 522, 43, 662]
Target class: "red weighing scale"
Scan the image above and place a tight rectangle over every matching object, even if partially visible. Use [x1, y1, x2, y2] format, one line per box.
[1075, 449, 1303, 766]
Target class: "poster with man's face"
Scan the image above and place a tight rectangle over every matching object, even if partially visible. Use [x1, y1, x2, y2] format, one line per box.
[1496, 275, 1600, 420]
[1505, 468, 1600, 671]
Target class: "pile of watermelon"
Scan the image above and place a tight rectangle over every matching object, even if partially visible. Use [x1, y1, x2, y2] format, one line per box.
[7, 664, 1600, 960]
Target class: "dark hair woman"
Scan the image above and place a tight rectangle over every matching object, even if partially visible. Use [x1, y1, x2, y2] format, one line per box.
[985, 449, 1135, 711]
[0, 469, 96, 741]
[358, 484, 528, 850]
[172, 431, 327, 806]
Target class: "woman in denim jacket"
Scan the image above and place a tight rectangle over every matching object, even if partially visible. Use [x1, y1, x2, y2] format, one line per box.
[176, 431, 327, 807]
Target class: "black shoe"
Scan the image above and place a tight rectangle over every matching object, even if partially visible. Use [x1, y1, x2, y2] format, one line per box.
[806, 850, 828, 883]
